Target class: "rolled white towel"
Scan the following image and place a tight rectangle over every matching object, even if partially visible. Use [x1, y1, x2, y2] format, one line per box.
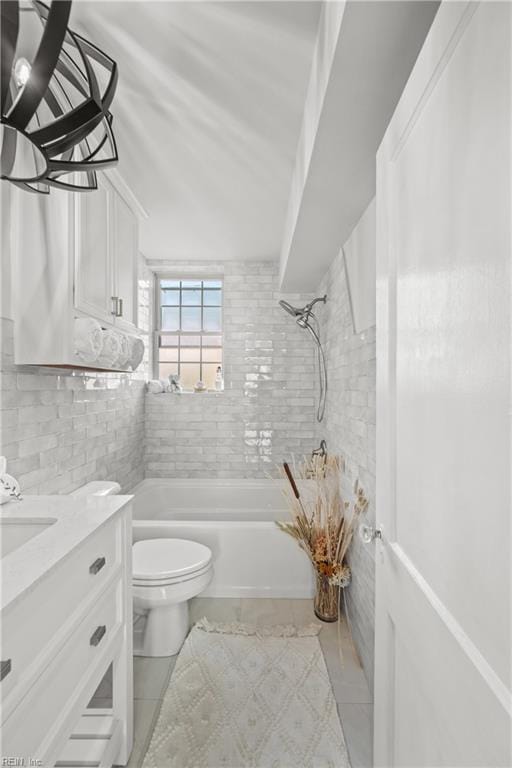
[146, 380, 164, 394]
[113, 332, 130, 368]
[73, 317, 103, 364]
[96, 329, 122, 369]
[128, 336, 145, 371]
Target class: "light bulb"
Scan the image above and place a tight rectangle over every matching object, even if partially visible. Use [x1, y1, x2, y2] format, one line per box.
[13, 57, 31, 88]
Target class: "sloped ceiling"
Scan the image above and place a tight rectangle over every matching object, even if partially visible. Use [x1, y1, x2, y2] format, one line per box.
[71, 1, 322, 261]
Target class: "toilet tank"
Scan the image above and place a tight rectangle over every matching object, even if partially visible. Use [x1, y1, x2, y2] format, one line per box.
[70, 481, 121, 498]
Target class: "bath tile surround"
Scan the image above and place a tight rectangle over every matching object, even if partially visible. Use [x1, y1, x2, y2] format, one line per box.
[145, 261, 317, 478]
[315, 247, 376, 690]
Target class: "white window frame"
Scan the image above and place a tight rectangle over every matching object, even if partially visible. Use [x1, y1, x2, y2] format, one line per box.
[153, 275, 223, 384]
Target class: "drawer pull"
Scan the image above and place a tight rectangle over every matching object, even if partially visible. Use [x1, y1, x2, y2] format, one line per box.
[89, 556, 106, 575]
[0, 659, 12, 681]
[90, 625, 107, 647]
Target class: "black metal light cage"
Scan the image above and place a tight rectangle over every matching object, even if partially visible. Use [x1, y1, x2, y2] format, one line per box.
[1, 0, 118, 193]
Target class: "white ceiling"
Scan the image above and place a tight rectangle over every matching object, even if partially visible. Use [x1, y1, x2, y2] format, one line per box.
[72, 1, 321, 262]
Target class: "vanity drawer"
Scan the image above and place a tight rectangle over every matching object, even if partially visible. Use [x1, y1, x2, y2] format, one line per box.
[2, 578, 122, 758]
[0, 516, 121, 702]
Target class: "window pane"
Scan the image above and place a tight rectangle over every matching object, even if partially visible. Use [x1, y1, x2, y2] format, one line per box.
[202, 335, 222, 347]
[181, 280, 202, 289]
[202, 364, 220, 389]
[181, 345, 201, 362]
[181, 334, 200, 347]
[202, 346, 222, 363]
[160, 334, 179, 347]
[161, 307, 179, 331]
[180, 363, 200, 389]
[203, 307, 221, 331]
[203, 289, 221, 306]
[161, 289, 179, 306]
[159, 362, 179, 379]
[181, 289, 201, 306]
[161, 279, 180, 288]
[182, 307, 201, 331]
[203, 280, 222, 288]
[159, 347, 179, 363]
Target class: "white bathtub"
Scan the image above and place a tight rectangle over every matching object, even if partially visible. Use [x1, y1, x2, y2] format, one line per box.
[132, 478, 315, 598]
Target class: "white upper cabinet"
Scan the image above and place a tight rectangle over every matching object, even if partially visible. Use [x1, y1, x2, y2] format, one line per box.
[74, 179, 114, 324]
[12, 172, 146, 370]
[112, 191, 138, 330]
[74, 177, 139, 332]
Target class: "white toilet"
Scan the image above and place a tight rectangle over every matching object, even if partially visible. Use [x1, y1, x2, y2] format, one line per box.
[70, 481, 213, 657]
[133, 538, 213, 657]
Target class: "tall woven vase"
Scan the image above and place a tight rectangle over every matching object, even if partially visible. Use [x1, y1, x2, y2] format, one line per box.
[313, 573, 339, 622]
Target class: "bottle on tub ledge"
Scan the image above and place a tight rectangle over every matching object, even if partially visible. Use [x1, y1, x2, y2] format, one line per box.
[215, 365, 224, 391]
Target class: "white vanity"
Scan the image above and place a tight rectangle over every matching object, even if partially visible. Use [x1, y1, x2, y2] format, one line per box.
[0, 494, 133, 766]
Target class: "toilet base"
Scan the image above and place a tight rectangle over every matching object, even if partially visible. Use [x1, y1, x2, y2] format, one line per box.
[136, 601, 190, 657]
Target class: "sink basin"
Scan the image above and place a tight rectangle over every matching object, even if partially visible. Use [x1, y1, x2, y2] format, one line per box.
[0, 518, 57, 558]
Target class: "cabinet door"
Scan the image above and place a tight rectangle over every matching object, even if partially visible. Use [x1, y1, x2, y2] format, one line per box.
[113, 193, 138, 330]
[74, 181, 114, 324]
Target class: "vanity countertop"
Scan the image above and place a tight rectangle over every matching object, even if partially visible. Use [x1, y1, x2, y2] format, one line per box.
[0, 494, 133, 613]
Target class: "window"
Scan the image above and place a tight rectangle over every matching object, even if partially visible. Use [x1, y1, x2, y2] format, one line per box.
[155, 278, 223, 390]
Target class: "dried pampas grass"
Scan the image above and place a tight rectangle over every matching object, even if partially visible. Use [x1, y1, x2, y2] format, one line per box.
[276, 454, 369, 587]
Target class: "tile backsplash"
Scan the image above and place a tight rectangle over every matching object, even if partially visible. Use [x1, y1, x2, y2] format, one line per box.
[0, 255, 153, 495]
[0, 317, 146, 494]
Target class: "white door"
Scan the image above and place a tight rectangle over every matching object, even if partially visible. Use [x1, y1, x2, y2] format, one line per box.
[374, 3, 511, 766]
[113, 193, 138, 331]
[74, 179, 114, 324]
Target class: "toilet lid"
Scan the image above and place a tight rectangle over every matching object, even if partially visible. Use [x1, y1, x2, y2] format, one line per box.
[132, 538, 212, 581]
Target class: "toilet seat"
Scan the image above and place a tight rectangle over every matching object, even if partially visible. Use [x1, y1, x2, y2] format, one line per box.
[133, 561, 213, 587]
[132, 538, 212, 585]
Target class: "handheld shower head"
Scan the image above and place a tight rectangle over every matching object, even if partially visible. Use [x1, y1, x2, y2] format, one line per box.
[279, 295, 326, 323]
[278, 300, 301, 317]
[278, 294, 328, 422]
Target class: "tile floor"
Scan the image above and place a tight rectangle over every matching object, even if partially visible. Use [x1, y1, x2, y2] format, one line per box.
[91, 598, 373, 767]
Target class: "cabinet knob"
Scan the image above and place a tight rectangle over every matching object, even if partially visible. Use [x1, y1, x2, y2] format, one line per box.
[89, 556, 106, 575]
[90, 625, 107, 647]
[0, 659, 12, 682]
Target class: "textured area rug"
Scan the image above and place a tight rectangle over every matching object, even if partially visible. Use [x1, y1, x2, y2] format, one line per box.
[142, 619, 349, 768]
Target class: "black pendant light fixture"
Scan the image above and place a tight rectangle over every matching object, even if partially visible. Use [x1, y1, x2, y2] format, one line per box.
[1, 0, 118, 193]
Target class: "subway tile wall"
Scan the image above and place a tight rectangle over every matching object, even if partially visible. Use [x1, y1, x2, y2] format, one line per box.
[0, 256, 153, 494]
[315, 249, 376, 690]
[145, 261, 317, 478]
[0, 317, 146, 494]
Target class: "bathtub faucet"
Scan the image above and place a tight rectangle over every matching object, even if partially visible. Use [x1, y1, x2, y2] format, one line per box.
[312, 440, 327, 459]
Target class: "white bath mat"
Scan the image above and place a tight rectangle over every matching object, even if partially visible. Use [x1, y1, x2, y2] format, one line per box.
[142, 619, 349, 768]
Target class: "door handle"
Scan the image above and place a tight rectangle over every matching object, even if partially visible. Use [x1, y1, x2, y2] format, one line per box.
[359, 524, 383, 544]
[90, 625, 107, 647]
[111, 296, 119, 316]
[116, 297, 123, 317]
[89, 556, 106, 575]
[0, 659, 12, 682]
